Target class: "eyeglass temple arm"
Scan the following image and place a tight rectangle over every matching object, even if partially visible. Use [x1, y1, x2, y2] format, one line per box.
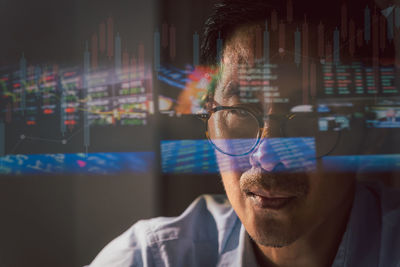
[195, 113, 210, 122]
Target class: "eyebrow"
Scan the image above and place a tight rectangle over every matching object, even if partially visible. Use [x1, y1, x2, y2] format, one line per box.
[221, 80, 240, 99]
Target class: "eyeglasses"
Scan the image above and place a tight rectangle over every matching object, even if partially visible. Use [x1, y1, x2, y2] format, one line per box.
[198, 105, 321, 156]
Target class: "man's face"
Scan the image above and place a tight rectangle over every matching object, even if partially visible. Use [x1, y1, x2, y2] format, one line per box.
[212, 24, 355, 247]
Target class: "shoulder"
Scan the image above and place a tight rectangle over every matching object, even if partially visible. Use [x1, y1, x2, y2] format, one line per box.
[363, 181, 400, 222]
[362, 182, 400, 263]
[87, 194, 238, 267]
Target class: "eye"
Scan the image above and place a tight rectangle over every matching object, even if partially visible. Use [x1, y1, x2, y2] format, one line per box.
[227, 109, 252, 119]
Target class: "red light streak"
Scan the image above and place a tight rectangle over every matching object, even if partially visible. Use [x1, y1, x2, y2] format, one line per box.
[64, 120, 76, 125]
[239, 80, 270, 86]
[65, 107, 75, 113]
[349, 20, 355, 56]
[318, 22, 324, 57]
[169, 25, 176, 60]
[271, 10, 278, 31]
[255, 25, 262, 59]
[107, 17, 114, 59]
[99, 22, 106, 53]
[91, 33, 98, 70]
[64, 72, 75, 77]
[45, 75, 54, 81]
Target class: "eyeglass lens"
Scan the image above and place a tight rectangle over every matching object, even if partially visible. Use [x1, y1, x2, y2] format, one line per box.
[207, 108, 260, 155]
[207, 109, 328, 156]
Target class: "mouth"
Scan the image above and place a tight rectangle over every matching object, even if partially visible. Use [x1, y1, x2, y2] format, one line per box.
[245, 189, 296, 210]
[239, 166, 308, 210]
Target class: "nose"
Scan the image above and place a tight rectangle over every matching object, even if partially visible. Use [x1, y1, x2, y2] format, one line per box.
[249, 129, 318, 173]
[249, 137, 287, 172]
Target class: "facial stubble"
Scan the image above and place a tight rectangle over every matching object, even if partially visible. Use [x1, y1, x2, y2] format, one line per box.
[238, 167, 310, 248]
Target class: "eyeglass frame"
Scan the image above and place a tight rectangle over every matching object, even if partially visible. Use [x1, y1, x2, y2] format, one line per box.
[197, 105, 322, 157]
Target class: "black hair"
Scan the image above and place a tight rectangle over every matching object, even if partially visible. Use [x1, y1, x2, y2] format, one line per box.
[200, 0, 282, 66]
[200, 0, 377, 66]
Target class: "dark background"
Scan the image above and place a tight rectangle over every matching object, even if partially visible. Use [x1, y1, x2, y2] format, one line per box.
[0, 0, 224, 266]
[0, 0, 399, 266]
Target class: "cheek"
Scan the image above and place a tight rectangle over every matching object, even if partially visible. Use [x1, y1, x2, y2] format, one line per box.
[220, 170, 244, 211]
[215, 153, 251, 218]
[215, 149, 252, 173]
[306, 171, 354, 221]
[220, 170, 240, 192]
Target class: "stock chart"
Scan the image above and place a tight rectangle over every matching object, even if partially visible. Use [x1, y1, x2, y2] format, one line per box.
[0, 17, 154, 174]
[1, 1, 400, 175]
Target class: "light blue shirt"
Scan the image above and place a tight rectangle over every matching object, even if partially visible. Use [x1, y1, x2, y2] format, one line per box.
[87, 182, 400, 267]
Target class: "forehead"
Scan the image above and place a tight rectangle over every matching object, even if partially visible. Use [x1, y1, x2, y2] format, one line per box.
[221, 24, 259, 66]
[215, 24, 303, 107]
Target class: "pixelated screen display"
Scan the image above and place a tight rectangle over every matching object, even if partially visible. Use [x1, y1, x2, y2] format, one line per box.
[0, 15, 155, 175]
[2, 1, 400, 175]
[365, 106, 400, 127]
[154, 2, 400, 174]
[0, 152, 154, 175]
[161, 138, 316, 174]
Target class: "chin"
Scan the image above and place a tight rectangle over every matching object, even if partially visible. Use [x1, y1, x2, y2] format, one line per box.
[245, 211, 300, 248]
[220, 168, 309, 249]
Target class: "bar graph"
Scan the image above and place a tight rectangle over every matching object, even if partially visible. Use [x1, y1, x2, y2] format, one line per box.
[0, 122, 4, 157]
[193, 32, 199, 66]
[0, 15, 154, 156]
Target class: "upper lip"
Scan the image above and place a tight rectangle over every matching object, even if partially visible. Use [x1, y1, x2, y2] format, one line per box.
[247, 187, 295, 199]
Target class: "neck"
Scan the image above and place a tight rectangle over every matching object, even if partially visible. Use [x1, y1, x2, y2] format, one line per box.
[252, 182, 355, 267]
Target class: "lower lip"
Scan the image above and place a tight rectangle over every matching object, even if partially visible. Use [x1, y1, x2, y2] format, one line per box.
[247, 193, 295, 210]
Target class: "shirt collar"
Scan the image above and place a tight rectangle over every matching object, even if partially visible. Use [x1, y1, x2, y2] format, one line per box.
[332, 183, 381, 266]
[240, 225, 258, 266]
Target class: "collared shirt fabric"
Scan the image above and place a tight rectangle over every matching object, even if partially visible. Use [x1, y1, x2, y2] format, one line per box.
[87, 182, 400, 267]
